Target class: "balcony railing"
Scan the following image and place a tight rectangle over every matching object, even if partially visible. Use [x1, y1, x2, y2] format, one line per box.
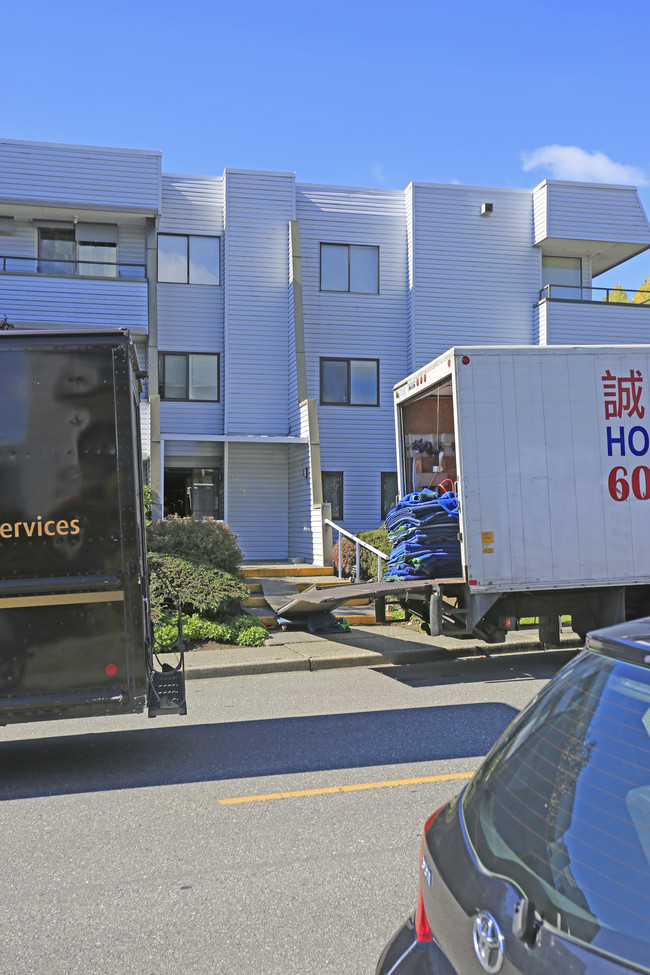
[0, 255, 146, 279]
[540, 284, 650, 305]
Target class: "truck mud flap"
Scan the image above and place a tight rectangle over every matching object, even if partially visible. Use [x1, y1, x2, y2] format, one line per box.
[148, 656, 187, 717]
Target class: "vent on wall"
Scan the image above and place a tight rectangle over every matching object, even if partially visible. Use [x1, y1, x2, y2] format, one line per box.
[481, 203, 494, 216]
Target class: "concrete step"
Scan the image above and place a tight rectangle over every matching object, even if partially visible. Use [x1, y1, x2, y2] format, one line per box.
[240, 563, 387, 626]
[241, 564, 335, 579]
[245, 575, 350, 594]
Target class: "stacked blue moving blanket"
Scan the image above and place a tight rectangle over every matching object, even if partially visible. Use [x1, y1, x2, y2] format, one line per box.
[384, 490, 462, 580]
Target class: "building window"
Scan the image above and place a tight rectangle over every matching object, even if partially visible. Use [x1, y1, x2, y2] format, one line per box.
[158, 234, 220, 285]
[37, 224, 118, 277]
[159, 353, 220, 401]
[541, 256, 582, 299]
[320, 358, 379, 406]
[320, 243, 379, 293]
[381, 472, 398, 521]
[322, 471, 343, 520]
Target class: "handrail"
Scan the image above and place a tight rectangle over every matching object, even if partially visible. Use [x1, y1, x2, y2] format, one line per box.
[0, 254, 146, 279]
[324, 518, 387, 583]
[539, 283, 650, 305]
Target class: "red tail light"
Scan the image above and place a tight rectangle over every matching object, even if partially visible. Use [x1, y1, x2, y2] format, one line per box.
[414, 805, 444, 942]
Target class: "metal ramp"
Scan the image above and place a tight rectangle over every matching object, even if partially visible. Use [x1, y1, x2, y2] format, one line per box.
[274, 578, 460, 620]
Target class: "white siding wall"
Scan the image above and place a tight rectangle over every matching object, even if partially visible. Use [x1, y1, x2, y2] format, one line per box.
[224, 170, 295, 435]
[118, 224, 147, 269]
[534, 180, 650, 244]
[288, 443, 313, 561]
[0, 275, 147, 330]
[0, 139, 161, 211]
[297, 183, 408, 532]
[226, 443, 289, 559]
[158, 172, 225, 442]
[159, 174, 224, 233]
[160, 403, 222, 435]
[410, 184, 539, 364]
[537, 300, 650, 345]
[140, 401, 151, 460]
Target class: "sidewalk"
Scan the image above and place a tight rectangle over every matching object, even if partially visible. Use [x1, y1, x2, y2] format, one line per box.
[183, 623, 583, 680]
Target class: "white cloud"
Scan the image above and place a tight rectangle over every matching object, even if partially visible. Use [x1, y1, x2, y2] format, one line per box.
[371, 162, 388, 185]
[521, 145, 647, 186]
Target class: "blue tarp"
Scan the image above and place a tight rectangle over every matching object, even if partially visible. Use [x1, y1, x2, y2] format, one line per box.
[384, 490, 462, 581]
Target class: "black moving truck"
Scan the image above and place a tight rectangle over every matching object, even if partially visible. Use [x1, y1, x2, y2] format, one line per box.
[0, 329, 185, 725]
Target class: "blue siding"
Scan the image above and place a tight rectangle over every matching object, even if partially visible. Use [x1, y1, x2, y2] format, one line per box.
[224, 170, 295, 435]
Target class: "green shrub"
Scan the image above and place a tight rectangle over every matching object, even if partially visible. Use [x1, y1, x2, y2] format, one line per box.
[332, 537, 356, 577]
[148, 553, 250, 623]
[153, 612, 266, 650]
[143, 484, 154, 525]
[147, 516, 243, 576]
[358, 527, 391, 579]
[331, 526, 391, 581]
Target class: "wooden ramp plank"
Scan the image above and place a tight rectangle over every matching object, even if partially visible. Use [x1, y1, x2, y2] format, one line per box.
[275, 577, 463, 618]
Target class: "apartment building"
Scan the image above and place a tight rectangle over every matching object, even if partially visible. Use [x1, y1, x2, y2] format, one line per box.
[1, 138, 649, 561]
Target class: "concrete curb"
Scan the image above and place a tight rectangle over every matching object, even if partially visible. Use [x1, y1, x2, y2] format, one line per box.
[184, 632, 583, 680]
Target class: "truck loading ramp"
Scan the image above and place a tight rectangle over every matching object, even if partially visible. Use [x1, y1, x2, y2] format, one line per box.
[270, 577, 464, 620]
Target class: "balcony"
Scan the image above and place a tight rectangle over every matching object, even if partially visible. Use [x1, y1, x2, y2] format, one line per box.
[0, 254, 146, 279]
[540, 283, 650, 304]
[535, 284, 650, 345]
[0, 262, 148, 333]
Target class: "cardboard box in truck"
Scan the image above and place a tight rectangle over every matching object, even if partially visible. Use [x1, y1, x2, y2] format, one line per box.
[0, 329, 185, 726]
[393, 345, 650, 643]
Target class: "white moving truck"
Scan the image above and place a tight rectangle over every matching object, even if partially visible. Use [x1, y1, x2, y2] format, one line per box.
[393, 345, 650, 644]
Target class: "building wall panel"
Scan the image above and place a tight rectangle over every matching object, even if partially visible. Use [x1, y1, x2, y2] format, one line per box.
[0, 139, 161, 211]
[410, 184, 538, 364]
[0, 275, 148, 331]
[535, 180, 650, 244]
[159, 174, 224, 234]
[226, 442, 289, 558]
[540, 299, 650, 345]
[224, 171, 295, 435]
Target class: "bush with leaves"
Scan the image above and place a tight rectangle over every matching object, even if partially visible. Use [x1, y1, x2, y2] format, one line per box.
[331, 526, 391, 581]
[358, 527, 391, 579]
[147, 516, 243, 576]
[148, 552, 250, 624]
[154, 612, 266, 650]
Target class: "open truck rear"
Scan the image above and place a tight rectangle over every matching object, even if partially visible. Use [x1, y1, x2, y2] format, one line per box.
[0, 328, 185, 725]
[394, 345, 650, 644]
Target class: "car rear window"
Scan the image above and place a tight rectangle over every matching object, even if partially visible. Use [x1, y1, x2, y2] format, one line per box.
[462, 649, 650, 972]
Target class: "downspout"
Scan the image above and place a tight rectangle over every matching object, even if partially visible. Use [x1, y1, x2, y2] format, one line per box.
[289, 221, 331, 565]
[146, 217, 163, 523]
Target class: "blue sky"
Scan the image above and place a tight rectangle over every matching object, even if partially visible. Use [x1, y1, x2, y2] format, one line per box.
[4, 0, 649, 289]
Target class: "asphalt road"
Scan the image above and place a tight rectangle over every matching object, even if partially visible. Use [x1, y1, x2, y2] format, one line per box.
[0, 648, 576, 974]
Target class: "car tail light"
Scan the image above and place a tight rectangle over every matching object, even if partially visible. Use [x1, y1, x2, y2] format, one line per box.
[414, 805, 444, 942]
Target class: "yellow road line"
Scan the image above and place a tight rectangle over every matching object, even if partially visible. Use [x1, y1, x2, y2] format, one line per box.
[0, 590, 124, 609]
[218, 770, 472, 805]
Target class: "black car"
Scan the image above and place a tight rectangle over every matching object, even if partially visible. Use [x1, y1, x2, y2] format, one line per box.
[377, 619, 650, 974]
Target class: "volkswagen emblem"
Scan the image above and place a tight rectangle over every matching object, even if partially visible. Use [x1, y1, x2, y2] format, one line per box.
[472, 911, 504, 973]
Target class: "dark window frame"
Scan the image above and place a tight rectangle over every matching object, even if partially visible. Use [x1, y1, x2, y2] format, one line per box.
[157, 233, 221, 285]
[319, 242, 380, 293]
[159, 352, 220, 402]
[37, 226, 118, 277]
[381, 471, 398, 521]
[320, 357, 380, 407]
[322, 471, 344, 520]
